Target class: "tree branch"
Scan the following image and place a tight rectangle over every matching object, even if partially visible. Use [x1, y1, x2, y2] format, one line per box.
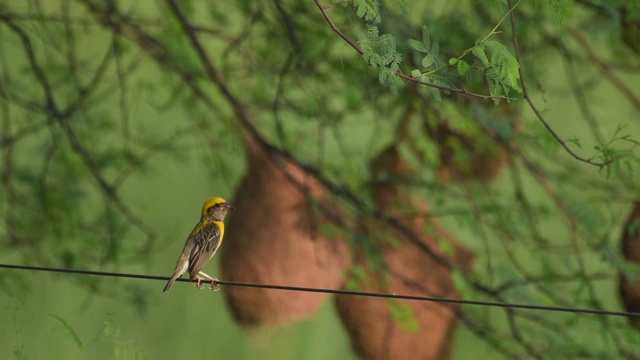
[313, 0, 512, 101]
[507, 1, 612, 169]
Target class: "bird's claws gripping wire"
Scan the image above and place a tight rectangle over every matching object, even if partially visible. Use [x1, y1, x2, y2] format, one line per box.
[211, 278, 220, 292]
[195, 276, 205, 289]
[193, 275, 219, 291]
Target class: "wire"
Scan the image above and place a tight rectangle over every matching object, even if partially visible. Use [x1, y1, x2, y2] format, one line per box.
[1, 263, 639, 318]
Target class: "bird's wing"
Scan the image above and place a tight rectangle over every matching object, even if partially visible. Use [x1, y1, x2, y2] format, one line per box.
[187, 221, 221, 279]
[168, 235, 195, 276]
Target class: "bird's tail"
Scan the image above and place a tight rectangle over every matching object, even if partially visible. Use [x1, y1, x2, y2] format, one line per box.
[163, 276, 178, 292]
[163, 259, 189, 292]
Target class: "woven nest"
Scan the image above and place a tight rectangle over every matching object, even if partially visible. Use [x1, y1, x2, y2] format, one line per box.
[430, 122, 509, 182]
[221, 138, 350, 326]
[619, 202, 640, 329]
[335, 211, 473, 360]
[335, 144, 474, 360]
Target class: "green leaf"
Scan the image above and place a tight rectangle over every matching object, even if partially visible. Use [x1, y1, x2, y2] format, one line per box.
[431, 86, 442, 102]
[548, 0, 570, 24]
[51, 314, 82, 348]
[457, 59, 470, 76]
[449, 57, 458, 65]
[354, 0, 381, 23]
[409, 39, 427, 53]
[388, 73, 405, 93]
[358, 25, 404, 90]
[421, 25, 431, 49]
[473, 46, 490, 66]
[344, 265, 370, 291]
[387, 299, 419, 332]
[421, 54, 434, 68]
[411, 25, 439, 70]
[396, 0, 409, 14]
[486, 40, 521, 92]
[431, 41, 440, 57]
[466, 67, 482, 84]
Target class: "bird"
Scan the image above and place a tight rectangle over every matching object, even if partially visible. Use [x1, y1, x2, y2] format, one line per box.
[163, 196, 235, 292]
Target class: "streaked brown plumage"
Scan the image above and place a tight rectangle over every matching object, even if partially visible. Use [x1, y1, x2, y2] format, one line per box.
[163, 196, 235, 292]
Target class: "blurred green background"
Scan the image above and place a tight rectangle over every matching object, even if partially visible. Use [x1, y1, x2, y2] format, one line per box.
[1, 0, 640, 359]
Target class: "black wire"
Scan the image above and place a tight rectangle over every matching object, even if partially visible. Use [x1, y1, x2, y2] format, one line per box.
[1, 263, 639, 318]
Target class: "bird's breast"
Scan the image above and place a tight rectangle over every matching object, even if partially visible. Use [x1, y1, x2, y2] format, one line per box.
[214, 220, 225, 244]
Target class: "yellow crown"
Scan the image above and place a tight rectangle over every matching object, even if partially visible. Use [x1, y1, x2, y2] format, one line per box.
[201, 196, 227, 216]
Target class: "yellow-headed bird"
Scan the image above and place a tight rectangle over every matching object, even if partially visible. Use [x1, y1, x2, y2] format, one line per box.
[163, 197, 235, 292]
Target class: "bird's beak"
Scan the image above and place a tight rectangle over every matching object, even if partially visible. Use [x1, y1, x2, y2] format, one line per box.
[225, 203, 236, 210]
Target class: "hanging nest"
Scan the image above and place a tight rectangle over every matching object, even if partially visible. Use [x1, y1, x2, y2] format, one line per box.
[619, 201, 640, 330]
[221, 137, 350, 326]
[335, 144, 474, 360]
[427, 121, 509, 182]
[423, 101, 518, 183]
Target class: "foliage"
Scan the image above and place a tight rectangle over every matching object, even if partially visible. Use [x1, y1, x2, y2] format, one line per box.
[50, 312, 146, 360]
[1, 0, 640, 358]
[359, 25, 404, 92]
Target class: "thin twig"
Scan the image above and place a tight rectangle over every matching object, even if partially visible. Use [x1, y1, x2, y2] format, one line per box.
[313, 0, 513, 101]
[506, 1, 612, 168]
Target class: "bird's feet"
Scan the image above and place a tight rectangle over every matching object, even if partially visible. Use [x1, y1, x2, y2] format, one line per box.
[195, 276, 205, 289]
[197, 271, 219, 291]
[194, 275, 220, 291]
[210, 278, 220, 292]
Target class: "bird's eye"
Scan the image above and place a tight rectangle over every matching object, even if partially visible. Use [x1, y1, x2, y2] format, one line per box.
[215, 203, 222, 208]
